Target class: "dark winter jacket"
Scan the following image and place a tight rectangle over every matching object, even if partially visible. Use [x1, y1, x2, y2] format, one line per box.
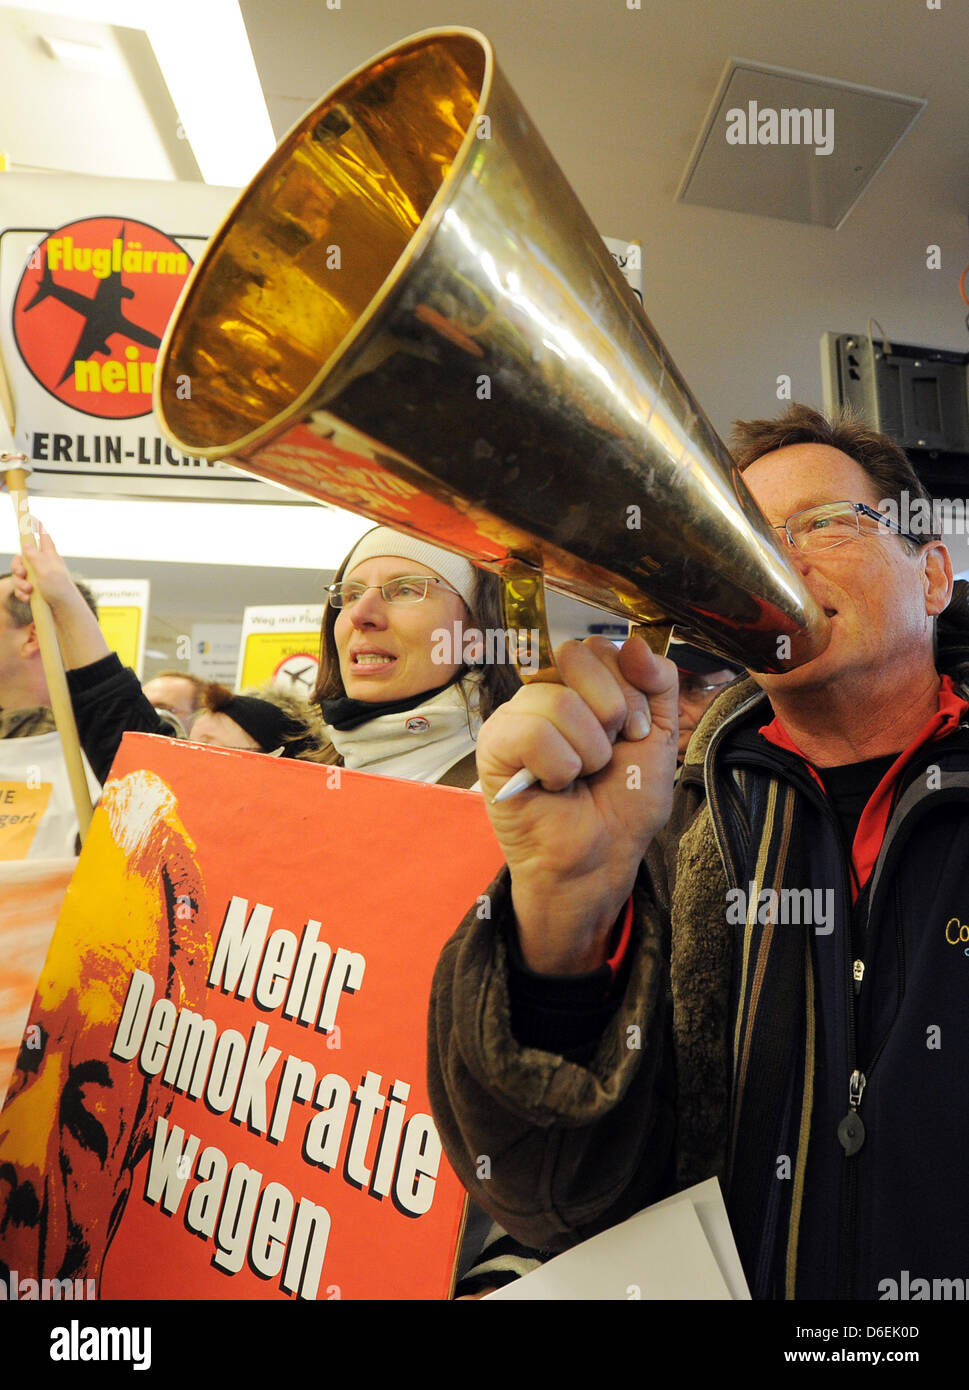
[65, 654, 179, 784]
[428, 666, 969, 1299]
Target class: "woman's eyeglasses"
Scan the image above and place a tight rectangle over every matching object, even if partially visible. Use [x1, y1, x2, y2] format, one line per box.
[326, 575, 459, 608]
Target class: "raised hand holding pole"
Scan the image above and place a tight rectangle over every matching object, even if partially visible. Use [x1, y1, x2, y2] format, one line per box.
[0, 347, 93, 843]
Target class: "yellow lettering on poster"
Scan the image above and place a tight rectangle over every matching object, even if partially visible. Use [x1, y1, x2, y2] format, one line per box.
[0, 783, 53, 860]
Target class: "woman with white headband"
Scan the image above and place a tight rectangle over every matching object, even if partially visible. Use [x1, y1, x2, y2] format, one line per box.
[314, 527, 536, 1297]
[313, 526, 520, 788]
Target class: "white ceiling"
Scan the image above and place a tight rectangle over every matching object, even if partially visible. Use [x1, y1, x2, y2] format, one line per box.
[4, 0, 967, 434]
[241, 0, 969, 434]
[0, 6, 197, 179]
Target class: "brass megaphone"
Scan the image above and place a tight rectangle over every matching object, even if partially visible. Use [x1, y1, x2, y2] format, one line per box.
[154, 27, 829, 676]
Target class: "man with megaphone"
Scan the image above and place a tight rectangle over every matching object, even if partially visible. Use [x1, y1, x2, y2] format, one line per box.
[143, 25, 969, 1299]
[428, 403, 969, 1301]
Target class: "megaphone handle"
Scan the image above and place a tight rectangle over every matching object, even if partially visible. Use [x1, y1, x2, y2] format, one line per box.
[490, 560, 559, 802]
[491, 570, 674, 804]
[498, 558, 561, 684]
[631, 621, 674, 657]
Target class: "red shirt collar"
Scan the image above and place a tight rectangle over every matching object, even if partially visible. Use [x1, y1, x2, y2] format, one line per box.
[758, 675, 968, 895]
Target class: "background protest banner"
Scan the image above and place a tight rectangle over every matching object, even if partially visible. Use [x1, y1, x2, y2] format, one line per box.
[236, 604, 323, 695]
[0, 172, 289, 502]
[88, 578, 150, 676]
[0, 733, 504, 1300]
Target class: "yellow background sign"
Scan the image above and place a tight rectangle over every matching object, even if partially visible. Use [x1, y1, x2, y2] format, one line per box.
[238, 633, 319, 689]
[97, 605, 143, 672]
[236, 605, 323, 691]
[88, 579, 149, 677]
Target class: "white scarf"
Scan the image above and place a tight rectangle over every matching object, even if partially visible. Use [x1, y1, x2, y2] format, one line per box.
[325, 680, 481, 784]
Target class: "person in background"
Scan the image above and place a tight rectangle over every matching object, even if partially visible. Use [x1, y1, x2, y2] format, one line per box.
[0, 569, 99, 733]
[313, 525, 519, 788]
[0, 568, 101, 858]
[0, 565, 103, 1109]
[668, 639, 743, 766]
[193, 681, 326, 760]
[142, 670, 207, 738]
[315, 525, 534, 1294]
[8, 532, 325, 781]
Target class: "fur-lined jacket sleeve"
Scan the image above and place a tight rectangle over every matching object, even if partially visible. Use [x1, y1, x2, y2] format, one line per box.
[427, 775, 716, 1253]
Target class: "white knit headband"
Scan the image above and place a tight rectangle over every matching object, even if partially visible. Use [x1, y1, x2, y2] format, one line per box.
[341, 527, 476, 608]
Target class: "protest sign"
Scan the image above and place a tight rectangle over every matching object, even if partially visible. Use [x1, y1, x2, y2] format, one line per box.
[0, 733, 502, 1300]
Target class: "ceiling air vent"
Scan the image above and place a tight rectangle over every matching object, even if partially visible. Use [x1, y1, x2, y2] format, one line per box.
[678, 59, 925, 228]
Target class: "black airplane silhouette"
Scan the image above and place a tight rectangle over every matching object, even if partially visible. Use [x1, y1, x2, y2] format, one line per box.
[279, 662, 317, 692]
[24, 224, 161, 385]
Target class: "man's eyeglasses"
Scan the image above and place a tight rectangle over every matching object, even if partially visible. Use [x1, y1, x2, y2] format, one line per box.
[326, 575, 459, 608]
[677, 672, 737, 701]
[774, 500, 921, 553]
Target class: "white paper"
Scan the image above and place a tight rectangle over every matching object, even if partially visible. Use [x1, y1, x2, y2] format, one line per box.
[486, 1178, 749, 1300]
[649, 1177, 751, 1300]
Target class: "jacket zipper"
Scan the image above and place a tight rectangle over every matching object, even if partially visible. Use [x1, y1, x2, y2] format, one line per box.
[835, 840, 863, 1299]
[837, 925, 863, 1298]
[705, 726, 888, 1298]
[700, 703, 969, 1298]
[705, 724, 866, 1299]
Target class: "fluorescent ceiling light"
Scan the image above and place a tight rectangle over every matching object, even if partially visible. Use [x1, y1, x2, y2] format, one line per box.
[3, 498, 372, 570]
[145, 0, 276, 186]
[13, 0, 276, 186]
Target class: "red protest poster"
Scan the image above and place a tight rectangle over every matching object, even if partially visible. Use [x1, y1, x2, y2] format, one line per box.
[0, 734, 503, 1301]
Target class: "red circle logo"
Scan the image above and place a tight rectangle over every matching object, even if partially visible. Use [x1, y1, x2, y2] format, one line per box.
[12, 216, 193, 420]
